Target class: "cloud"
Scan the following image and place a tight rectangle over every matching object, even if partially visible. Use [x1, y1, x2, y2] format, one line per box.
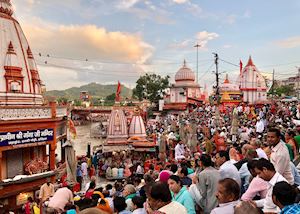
[168, 31, 219, 51]
[196, 31, 219, 48]
[116, 0, 140, 9]
[115, 0, 174, 24]
[18, 17, 154, 89]
[172, 0, 189, 4]
[275, 36, 300, 48]
[22, 19, 153, 64]
[169, 39, 192, 49]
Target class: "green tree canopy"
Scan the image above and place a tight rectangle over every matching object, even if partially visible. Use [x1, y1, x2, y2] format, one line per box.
[105, 93, 116, 101]
[133, 73, 169, 103]
[270, 84, 295, 97]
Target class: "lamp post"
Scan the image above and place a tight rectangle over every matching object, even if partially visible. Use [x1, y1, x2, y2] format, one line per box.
[194, 43, 201, 83]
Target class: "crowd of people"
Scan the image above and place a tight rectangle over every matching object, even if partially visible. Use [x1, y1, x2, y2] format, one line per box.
[22, 101, 300, 214]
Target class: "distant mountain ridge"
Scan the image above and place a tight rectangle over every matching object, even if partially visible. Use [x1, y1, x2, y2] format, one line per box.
[44, 82, 132, 100]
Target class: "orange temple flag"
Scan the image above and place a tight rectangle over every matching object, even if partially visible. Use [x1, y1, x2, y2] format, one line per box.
[116, 81, 121, 102]
[68, 119, 77, 139]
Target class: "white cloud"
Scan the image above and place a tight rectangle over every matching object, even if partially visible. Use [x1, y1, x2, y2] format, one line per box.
[186, 1, 203, 16]
[172, 0, 189, 4]
[168, 31, 219, 51]
[196, 31, 219, 48]
[275, 36, 300, 48]
[169, 39, 192, 49]
[116, 0, 140, 9]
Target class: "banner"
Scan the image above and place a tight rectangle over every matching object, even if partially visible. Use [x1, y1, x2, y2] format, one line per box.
[0, 129, 54, 147]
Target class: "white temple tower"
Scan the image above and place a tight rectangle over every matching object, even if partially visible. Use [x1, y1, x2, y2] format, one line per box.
[239, 56, 267, 104]
[0, 0, 43, 105]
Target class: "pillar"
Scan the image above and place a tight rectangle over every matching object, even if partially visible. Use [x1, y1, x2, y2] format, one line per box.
[50, 142, 56, 171]
[0, 151, 2, 180]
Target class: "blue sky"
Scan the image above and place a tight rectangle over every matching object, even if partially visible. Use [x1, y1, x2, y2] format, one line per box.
[13, 0, 300, 90]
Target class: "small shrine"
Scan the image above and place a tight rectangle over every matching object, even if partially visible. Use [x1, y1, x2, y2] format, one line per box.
[219, 74, 242, 107]
[103, 83, 155, 153]
[163, 60, 207, 111]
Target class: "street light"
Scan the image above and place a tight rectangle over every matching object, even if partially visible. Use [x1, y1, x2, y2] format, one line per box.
[194, 43, 201, 83]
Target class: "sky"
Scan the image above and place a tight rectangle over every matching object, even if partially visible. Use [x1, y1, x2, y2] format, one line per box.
[12, 0, 300, 91]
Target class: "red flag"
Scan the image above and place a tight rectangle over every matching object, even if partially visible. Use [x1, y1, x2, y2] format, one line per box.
[239, 60, 243, 76]
[116, 81, 121, 102]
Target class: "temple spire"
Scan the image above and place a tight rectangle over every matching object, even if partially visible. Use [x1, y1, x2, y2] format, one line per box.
[224, 73, 229, 83]
[246, 55, 254, 67]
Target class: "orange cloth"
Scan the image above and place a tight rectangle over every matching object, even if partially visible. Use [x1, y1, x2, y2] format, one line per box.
[97, 198, 113, 214]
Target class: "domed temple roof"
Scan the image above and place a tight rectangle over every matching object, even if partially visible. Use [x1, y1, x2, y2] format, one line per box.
[175, 60, 195, 82]
[129, 107, 146, 138]
[0, 0, 43, 105]
[174, 60, 199, 87]
[220, 74, 240, 92]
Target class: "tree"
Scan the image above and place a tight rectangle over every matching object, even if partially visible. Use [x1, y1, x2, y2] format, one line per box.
[57, 97, 68, 104]
[105, 93, 116, 101]
[133, 74, 169, 103]
[272, 85, 295, 97]
[104, 93, 116, 106]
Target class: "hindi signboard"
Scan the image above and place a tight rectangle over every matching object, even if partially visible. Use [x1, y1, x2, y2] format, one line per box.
[0, 129, 54, 147]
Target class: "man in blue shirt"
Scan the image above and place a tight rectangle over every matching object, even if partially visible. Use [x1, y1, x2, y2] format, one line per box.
[272, 181, 300, 214]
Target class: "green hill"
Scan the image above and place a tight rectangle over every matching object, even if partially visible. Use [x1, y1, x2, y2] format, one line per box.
[44, 82, 132, 100]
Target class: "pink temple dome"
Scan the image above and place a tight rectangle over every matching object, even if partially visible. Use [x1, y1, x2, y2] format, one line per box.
[175, 60, 195, 82]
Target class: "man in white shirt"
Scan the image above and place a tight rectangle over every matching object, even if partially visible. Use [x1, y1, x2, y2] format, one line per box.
[215, 151, 241, 186]
[268, 128, 294, 185]
[175, 141, 185, 160]
[254, 158, 287, 213]
[211, 178, 240, 214]
[256, 118, 264, 134]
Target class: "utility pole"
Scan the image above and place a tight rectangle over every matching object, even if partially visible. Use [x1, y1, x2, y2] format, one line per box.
[194, 44, 201, 83]
[213, 53, 219, 103]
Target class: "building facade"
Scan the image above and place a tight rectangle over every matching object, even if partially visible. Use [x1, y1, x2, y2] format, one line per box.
[0, 1, 67, 211]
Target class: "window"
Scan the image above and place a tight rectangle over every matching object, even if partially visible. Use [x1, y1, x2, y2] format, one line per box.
[10, 81, 21, 92]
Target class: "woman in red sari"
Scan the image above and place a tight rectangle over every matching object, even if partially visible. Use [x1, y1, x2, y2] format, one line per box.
[213, 130, 226, 152]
